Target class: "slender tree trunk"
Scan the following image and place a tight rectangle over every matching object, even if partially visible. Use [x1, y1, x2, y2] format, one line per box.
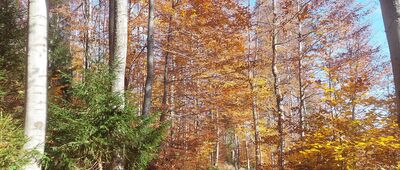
[379, 0, 400, 127]
[234, 134, 240, 170]
[214, 111, 220, 167]
[350, 55, 359, 120]
[247, 0, 261, 165]
[231, 146, 235, 167]
[297, 0, 305, 139]
[161, 0, 176, 122]
[245, 135, 250, 170]
[272, 0, 284, 169]
[248, 57, 260, 168]
[109, 0, 115, 65]
[109, 0, 129, 169]
[169, 57, 176, 137]
[24, 0, 48, 169]
[251, 84, 261, 169]
[142, 0, 155, 116]
[83, 0, 91, 70]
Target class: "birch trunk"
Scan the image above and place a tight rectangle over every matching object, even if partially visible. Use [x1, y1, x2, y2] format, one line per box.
[214, 111, 220, 167]
[234, 134, 240, 170]
[110, 0, 128, 99]
[142, 0, 155, 116]
[297, 0, 305, 138]
[272, 0, 284, 169]
[380, 0, 400, 127]
[109, 0, 128, 169]
[24, 0, 48, 169]
[245, 135, 250, 170]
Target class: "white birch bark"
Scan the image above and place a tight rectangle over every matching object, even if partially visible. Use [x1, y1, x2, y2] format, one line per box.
[110, 0, 128, 100]
[24, 0, 48, 169]
[109, 0, 128, 169]
[272, 0, 284, 168]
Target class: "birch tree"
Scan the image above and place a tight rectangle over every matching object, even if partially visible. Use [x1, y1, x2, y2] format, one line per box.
[109, 0, 128, 100]
[109, 0, 129, 169]
[380, 0, 400, 127]
[271, 0, 285, 169]
[24, 0, 48, 169]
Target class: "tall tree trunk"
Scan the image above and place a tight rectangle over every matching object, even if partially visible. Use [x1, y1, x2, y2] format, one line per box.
[161, 0, 176, 122]
[109, 0, 115, 65]
[142, 0, 155, 116]
[245, 135, 250, 170]
[272, 0, 284, 169]
[24, 0, 48, 169]
[83, 0, 91, 70]
[214, 111, 220, 167]
[109, 0, 129, 169]
[297, 0, 305, 139]
[248, 0, 261, 166]
[248, 52, 260, 168]
[251, 81, 261, 168]
[379, 0, 400, 127]
[110, 0, 128, 99]
[234, 134, 240, 170]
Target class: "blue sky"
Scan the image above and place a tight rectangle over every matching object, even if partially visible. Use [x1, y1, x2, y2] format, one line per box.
[361, 0, 390, 56]
[246, 0, 389, 56]
[359, 0, 393, 97]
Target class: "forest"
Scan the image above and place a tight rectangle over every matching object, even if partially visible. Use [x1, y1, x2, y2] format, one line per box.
[0, 0, 400, 169]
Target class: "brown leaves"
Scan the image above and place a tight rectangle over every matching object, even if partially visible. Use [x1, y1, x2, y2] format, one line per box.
[298, 4, 311, 21]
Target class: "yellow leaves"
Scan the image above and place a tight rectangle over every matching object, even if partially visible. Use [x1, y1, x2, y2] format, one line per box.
[322, 66, 330, 72]
[312, 143, 323, 149]
[333, 145, 343, 153]
[199, 141, 214, 155]
[322, 83, 334, 93]
[374, 136, 399, 148]
[181, 10, 185, 17]
[197, 141, 215, 161]
[17, 90, 24, 95]
[335, 155, 345, 161]
[324, 88, 335, 93]
[392, 143, 400, 149]
[300, 147, 320, 156]
[379, 136, 396, 142]
[308, 148, 320, 153]
[355, 142, 367, 148]
[221, 81, 237, 88]
[258, 124, 275, 136]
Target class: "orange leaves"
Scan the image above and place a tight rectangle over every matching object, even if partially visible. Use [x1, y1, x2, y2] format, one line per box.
[281, 0, 293, 15]
[298, 4, 311, 21]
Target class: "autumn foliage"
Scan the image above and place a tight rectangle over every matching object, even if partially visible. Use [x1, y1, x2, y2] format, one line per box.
[1, 0, 399, 169]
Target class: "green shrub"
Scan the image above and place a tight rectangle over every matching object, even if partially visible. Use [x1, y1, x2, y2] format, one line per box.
[0, 114, 38, 169]
[45, 65, 169, 169]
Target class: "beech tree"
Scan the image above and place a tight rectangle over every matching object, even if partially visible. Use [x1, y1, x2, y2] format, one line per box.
[142, 0, 155, 116]
[0, 0, 399, 169]
[24, 0, 48, 169]
[380, 0, 400, 127]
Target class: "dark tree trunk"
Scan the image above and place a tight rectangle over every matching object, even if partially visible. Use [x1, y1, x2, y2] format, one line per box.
[380, 0, 400, 127]
[142, 0, 155, 116]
